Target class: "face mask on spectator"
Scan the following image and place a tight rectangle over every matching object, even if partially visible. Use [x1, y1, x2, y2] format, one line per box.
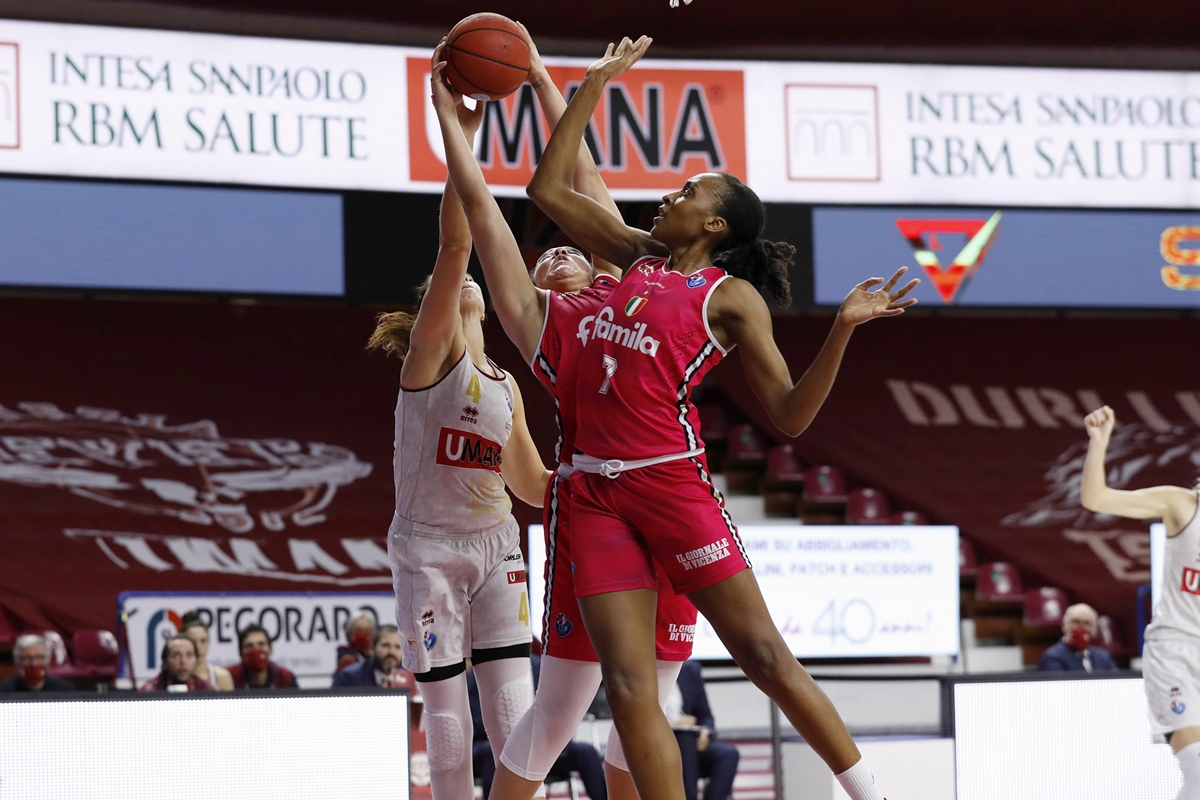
[243, 648, 268, 672]
[1066, 628, 1091, 651]
[21, 663, 46, 686]
[351, 629, 372, 652]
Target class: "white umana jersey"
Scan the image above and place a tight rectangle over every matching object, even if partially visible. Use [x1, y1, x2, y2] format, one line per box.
[393, 353, 515, 532]
[1146, 494, 1200, 641]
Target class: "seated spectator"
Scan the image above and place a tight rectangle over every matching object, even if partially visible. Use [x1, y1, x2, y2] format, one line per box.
[227, 624, 297, 689]
[1038, 603, 1118, 673]
[180, 611, 234, 691]
[139, 635, 215, 692]
[335, 612, 377, 672]
[0, 634, 75, 692]
[669, 661, 739, 800]
[468, 653, 606, 800]
[332, 625, 417, 691]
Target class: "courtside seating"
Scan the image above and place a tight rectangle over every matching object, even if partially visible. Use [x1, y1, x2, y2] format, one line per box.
[1018, 587, 1069, 666]
[845, 488, 891, 524]
[70, 629, 121, 684]
[889, 510, 928, 525]
[970, 563, 1026, 644]
[797, 465, 848, 524]
[697, 403, 730, 468]
[723, 424, 768, 494]
[1095, 615, 1131, 664]
[761, 444, 805, 517]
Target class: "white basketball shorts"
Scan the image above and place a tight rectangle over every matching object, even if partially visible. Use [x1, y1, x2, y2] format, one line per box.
[1143, 636, 1200, 735]
[388, 512, 531, 674]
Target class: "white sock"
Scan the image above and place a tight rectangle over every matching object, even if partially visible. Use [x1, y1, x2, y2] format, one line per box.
[419, 672, 476, 800]
[835, 757, 884, 800]
[1178, 741, 1200, 800]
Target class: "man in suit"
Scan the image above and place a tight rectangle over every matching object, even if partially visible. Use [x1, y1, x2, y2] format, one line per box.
[469, 653, 607, 800]
[332, 625, 416, 690]
[1038, 603, 1118, 672]
[0, 634, 75, 692]
[670, 661, 740, 800]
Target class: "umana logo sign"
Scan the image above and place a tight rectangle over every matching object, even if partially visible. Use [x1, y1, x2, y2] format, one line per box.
[895, 212, 1002, 304]
[408, 58, 747, 191]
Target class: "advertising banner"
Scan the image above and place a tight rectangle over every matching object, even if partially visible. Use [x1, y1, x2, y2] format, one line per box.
[118, 591, 396, 680]
[813, 206, 1200, 307]
[7, 17, 1200, 208]
[528, 524, 960, 659]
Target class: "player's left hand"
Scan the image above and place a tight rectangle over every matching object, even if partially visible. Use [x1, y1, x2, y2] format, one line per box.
[837, 267, 919, 327]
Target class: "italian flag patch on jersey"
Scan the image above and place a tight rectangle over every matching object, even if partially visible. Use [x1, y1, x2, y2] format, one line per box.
[625, 296, 648, 316]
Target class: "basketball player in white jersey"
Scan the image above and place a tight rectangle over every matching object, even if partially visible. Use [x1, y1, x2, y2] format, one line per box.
[1081, 405, 1200, 798]
[368, 93, 550, 800]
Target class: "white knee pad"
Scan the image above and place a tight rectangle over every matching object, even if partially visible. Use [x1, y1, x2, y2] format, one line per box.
[606, 660, 684, 771]
[425, 711, 467, 773]
[492, 679, 535, 741]
[499, 656, 603, 781]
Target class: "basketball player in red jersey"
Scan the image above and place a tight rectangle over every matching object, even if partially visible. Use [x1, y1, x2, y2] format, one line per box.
[526, 38, 918, 800]
[430, 35, 695, 800]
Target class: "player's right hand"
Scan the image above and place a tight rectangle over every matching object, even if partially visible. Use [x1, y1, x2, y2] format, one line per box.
[585, 36, 652, 83]
[1084, 405, 1115, 443]
[430, 40, 462, 115]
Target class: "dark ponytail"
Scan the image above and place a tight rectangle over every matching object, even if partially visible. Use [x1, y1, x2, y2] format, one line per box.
[710, 174, 795, 307]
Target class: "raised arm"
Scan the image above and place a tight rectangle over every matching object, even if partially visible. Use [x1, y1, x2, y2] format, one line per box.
[526, 37, 664, 269]
[500, 379, 552, 507]
[522, 25, 623, 278]
[400, 74, 474, 390]
[1080, 405, 1197, 534]
[431, 46, 546, 365]
[712, 268, 918, 437]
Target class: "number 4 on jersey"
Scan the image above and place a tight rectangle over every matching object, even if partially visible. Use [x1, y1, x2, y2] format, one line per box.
[466, 374, 482, 404]
[518, 591, 529, 627]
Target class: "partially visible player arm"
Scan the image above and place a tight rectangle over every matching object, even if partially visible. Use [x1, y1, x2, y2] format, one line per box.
[401, 54, 476, 389]
[522, 25, 623, 279]
[1080, 406, 1197, 533]
[527, 37, 665, 270]
[712, 268, 917, 438]
[501, 380, 552, 508]
[433, 46, 546, 365]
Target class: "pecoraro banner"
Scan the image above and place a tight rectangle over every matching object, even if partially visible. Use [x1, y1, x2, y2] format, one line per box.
[6, 17, 1200, 207]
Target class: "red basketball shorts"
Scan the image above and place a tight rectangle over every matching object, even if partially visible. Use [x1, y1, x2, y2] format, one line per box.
[568, 456, 751, 598]
[541, 472, 697, 662]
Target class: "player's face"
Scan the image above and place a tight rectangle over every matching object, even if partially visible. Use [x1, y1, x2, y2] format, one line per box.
[459, 275, 485, 320]
[166, 640, 197, 682]
[652, 174, 726, 247]
[533, 247, 590, 293]
[374, 630, 403, 673]
[184, 626, 210, 661]
[241, 631, 272, 657]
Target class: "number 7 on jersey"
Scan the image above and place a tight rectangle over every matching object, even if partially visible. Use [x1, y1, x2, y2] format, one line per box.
[598, 355, 618, 394]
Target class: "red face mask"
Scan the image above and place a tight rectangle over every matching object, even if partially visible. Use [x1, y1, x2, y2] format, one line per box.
[351, 630, 373, 653]
[243, 648, 269, 672]
[1067, 628, 1091, 651]
[21, 664, 46, 687]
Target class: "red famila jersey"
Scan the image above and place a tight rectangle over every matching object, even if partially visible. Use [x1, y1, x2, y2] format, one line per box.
[531, 273, 621, 467]
[574, 257, 731, 461]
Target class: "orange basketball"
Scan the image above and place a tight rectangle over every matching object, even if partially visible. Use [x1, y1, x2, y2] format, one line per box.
[444, 13, 532, 101]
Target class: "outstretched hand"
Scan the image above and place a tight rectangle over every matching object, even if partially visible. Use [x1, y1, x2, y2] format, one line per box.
[837, 267, 920, 327]
[430, 40, 462, 116]
[585, 36, 652, 83]
[1084, 405, 1116, 443]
